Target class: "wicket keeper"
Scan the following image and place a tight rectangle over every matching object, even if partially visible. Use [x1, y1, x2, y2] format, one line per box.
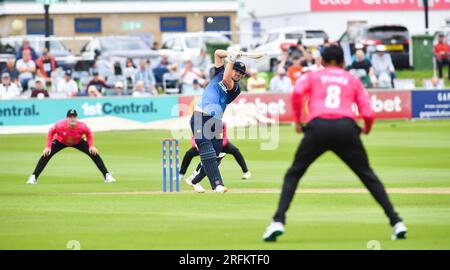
[263, 45, 407, 241]
[190, 48, 246, 193]
[27, 109, 116, 184]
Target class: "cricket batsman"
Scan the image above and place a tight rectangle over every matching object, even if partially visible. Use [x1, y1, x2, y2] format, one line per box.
[263, 45, 407, 241]
[27, 109, 116, 184]
[189, 48, 246, 193]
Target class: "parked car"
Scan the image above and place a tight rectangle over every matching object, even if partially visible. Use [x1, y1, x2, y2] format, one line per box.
[339, 24, 410, 69]
[159, 32, 231, 64]
[0, 35, 77, 69]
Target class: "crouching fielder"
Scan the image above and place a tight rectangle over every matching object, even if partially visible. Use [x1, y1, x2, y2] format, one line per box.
[27, 109, 115, 184]
[263, 45, 406, 242]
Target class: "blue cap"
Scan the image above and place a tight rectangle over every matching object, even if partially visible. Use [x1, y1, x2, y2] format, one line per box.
[233, 61, 246, 74]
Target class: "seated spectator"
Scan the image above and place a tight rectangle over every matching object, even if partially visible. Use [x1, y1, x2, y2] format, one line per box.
[184, 79, 204, 95]
[134, 59, 158, 95]
[434, 34, 450, 80]
[86, 71, 113, 96]
[246, 68, 266, 93]
[181, 58, 205, 88]
[113, 81, 125, 96]
[277, 51, 293, 72]
[90, 57, 113, 80]
[163, 64, 181, 93]
[123, 58, 137, 87]
[30, 79, 49, 98]
[289, 39, 306, 59]
[349, 49, 374, 87]
[319, 38, 331, 55]
[16, 38, 38, 61]
[151, 41, 160, 50]
[269, 67, 292, 93]
[35, 48, 56, 85]
[0, 72, 20, 99]
[371, 45, 396, 88]
[2, 58, 20, 85]
[287, 55, 303, 85]
[56, 69, 78, 97]
[300, 51, 315, 68]
[16, 50, 36, 90]
[310, 54, 324, 71]
[132, 80, 152, 97]
[153, 55, 171, 85]
[196, 48, 213, 79]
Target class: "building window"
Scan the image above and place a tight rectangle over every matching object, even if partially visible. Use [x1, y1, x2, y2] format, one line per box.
[75, 18, 102, 33]
[26, 18, 54, 35]
[160, 17, 187, 32]
[204, 16, 230, 32]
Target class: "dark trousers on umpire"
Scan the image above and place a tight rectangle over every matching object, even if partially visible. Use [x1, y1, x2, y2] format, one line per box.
[273, 117, 402, 226]
[32, 139, 109, 179]
[180, 143, 249, 175]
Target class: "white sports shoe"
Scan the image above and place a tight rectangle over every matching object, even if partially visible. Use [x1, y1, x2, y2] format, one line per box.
[242, 171, 252, 180]
[193, 183, 206, 193]
[27, 175, 37, 185]
[104, 173, 116, 183]
[263, 221, 285, 242]
[214, 185, 228, 193]
[391, 221, 407, 240]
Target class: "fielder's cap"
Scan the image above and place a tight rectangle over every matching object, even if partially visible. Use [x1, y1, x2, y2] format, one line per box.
[2, 72, 10, 78]
[65, 69, 73, 77]
[376, 44, 387, 52]
[66, 109, 78, 117]
[233, 61, 246, 74]
[115, 81, 124, 88]
[192, 79, 199, 84]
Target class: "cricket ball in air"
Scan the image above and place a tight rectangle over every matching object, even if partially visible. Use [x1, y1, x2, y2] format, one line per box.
[207, 17, 214, 24]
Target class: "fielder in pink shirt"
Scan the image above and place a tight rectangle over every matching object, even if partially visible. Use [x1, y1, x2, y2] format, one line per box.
[263, 45, 406, 242]
[27, 109, 115, 184]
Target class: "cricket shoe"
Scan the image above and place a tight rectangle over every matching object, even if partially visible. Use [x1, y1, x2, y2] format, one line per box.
[104, 173, 116, 184]
[391, 221, 407, 240]
[241, 171, 252, 180]
[185, 170, 200, 187]
[263, 221, 285, 242]
[193, 183, 206, 193]
[27, 174, 37, 185]
[214, 185, 228, 193]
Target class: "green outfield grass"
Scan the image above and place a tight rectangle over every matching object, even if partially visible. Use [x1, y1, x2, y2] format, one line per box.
[0, 120, 449, 250]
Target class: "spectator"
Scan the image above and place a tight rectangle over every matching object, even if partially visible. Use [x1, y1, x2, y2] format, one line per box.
[35, 48, 56, 84]
[134, 59, 158, 95]
[16, 50, 36, 90]
[246, 68, 266, 93]
[181, 58, 205, 87]
[277, 51, 293, 72]
[30, 79, 49, 98]
[16, 38, 38, 61]
[350, 50, 374, 76]
[269, 67, 292, 93]
[196, 48, 212, 79]
[0, 72, 20, 99]
[132, 80, 152, 97]
[151, 41, 160, 50]
[371, 45, 396, 88]
[310, 54, 324, 71]
[300, 51, 315, 68]
[114, 81, 125, 96]
[424, 77, 445, 89]
[153, 55, 171, 85]
[434, 34, 450, 80]
[91, 58, 113, 80]
[349, 50, 374, 87]
[2, 58, 20, 84]
[319, 38, 331, 55]
[289, 39, 306, 59]
[184, 79, 204, 95]
[287, 55, 303, 85]
[56, 69, 78, 97]
[86, 71, 113, 96]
